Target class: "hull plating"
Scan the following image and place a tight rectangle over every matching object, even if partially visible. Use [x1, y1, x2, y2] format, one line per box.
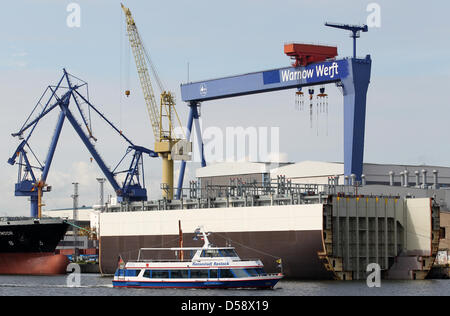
[0, 253, 69, 275]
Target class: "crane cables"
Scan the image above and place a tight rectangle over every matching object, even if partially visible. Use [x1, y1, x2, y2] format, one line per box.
[139, 32, 186, 140]
[121, 5, 185, 141]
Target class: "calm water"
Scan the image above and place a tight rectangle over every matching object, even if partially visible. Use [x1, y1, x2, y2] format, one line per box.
[0, 274, 448, 296]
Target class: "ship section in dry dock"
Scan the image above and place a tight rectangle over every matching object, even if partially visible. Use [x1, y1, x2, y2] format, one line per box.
[99, 202, 330, 279]
[320, 196, 440, 280]
[98, 186, 441, 280]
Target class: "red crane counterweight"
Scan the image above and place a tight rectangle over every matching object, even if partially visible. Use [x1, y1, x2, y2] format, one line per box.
[284, 43, 338, 67]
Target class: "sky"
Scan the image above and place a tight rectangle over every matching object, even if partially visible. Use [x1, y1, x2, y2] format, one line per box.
[1, 0, 450, 216]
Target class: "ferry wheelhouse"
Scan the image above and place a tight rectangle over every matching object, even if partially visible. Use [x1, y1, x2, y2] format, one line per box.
[112, 227, 283, 289]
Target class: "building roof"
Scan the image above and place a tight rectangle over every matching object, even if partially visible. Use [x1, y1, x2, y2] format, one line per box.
[196, 161, 280, 178]
[196, 160, 450, 185]
[270, 161, 450, 184]
[271, 161, 343, 179]
[43, 205, 92, 212]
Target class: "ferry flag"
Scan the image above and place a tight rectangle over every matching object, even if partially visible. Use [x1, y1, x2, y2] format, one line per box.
[276, 258, 282, 268]
[118, 255, 125, 269]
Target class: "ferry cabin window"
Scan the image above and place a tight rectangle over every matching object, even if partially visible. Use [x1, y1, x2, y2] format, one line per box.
[245, 268, 259, 277]
[190, 269, 209, 279]
[245, 268, 266, 276]
[219, 269, 235, 278]
[219, 269, 255, 278]
[256, 268, 266, 275]
[115, 269, 139, 277]
[200, 249, 221, 258]
[125, 269, 139, 277]
[219, 249, 238, 257]
[209, 269, 218, 278]
[170, 270, 189, 279]
[142, 269, 170, 279]
[232, 269, 249, 278]
[152, 270, 169, 279]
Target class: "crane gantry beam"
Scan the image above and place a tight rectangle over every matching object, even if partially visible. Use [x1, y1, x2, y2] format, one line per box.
[176, 36, 372, 199]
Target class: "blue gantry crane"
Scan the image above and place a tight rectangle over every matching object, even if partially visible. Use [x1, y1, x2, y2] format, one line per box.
[176, 23, 371, 199]
[8, 69, 157, 218]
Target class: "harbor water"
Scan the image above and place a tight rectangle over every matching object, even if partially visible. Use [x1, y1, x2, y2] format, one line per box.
[0, 274, 448, 296]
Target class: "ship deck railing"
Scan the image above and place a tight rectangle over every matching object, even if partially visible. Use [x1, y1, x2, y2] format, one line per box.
[134, 259, 194, 263]
[133, 258, 262, 263]
[265, 273, 283, 277]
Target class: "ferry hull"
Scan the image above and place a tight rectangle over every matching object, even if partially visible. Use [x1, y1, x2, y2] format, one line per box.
[112, 277, 282, 289]
[0, 253, 69, 275]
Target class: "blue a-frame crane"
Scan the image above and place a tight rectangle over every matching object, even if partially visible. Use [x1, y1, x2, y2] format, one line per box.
[8, 69, 157, 218]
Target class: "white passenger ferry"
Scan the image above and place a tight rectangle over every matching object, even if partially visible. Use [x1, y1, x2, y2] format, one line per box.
[112, 227, 283, 289]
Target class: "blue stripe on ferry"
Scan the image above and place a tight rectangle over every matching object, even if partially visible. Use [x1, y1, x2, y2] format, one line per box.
[112, 278, 280, 289]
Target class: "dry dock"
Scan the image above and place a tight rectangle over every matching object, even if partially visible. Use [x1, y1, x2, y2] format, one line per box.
[98, 192, 440, 280]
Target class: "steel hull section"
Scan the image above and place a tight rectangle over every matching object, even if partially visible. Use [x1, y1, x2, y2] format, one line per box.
[99, 197, 440, 280]
[99, 204, 333, 279]
[101, 230, 332, 279]
[0, 218, 70, 275]
[0, 252, 69, 275]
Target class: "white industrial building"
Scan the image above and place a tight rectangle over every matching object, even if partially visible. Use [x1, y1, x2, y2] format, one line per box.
[196, 160, 450, 188]
[270, 161, 450, 188]
[195, 161, 291, 189]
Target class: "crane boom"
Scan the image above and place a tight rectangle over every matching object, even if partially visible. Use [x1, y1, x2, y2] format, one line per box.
[121, 3, 190, 200]
[121, 3, 160, 141]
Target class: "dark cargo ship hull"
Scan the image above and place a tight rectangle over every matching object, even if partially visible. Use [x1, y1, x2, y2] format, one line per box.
[0, 218, 70, 275]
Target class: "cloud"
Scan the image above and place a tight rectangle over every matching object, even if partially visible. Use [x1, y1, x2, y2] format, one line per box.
[7, 60, 28, 68]
[8, 50, 28, 68]
[11, 52, 28, 57]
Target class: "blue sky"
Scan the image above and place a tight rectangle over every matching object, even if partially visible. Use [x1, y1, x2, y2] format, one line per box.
[1, 0, 450, 215]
